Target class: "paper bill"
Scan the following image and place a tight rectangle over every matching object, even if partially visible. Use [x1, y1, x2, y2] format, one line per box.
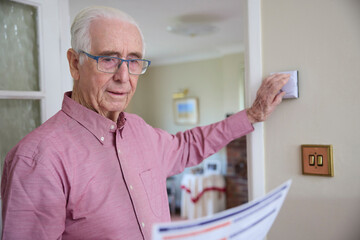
[152, 179, 292, 240]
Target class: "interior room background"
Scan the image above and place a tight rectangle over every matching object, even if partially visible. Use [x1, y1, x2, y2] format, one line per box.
[1, 0, 360, 240]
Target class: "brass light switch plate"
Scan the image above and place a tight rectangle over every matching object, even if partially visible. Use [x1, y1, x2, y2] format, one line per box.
[301, 145, 334, 177]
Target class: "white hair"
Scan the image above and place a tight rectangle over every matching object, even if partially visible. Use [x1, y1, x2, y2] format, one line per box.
[71, 6, 145, 62]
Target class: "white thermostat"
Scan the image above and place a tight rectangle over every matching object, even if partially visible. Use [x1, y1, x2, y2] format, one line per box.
[272, 70, 299, 99]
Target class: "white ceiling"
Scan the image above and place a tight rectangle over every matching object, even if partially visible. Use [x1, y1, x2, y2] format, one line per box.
[68, 0, 245, 65]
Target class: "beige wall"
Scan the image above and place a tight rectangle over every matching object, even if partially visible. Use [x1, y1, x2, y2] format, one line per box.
[262, 0, 360, 239]
[128, 53, 245, 133]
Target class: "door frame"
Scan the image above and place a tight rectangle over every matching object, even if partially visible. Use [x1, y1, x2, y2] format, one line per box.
[244, 0, 266, 200]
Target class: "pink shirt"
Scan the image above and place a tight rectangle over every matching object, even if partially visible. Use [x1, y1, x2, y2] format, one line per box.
[1, 92, 253, 240]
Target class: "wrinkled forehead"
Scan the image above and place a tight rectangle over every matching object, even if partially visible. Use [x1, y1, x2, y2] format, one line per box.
[89, 17, 144, 57]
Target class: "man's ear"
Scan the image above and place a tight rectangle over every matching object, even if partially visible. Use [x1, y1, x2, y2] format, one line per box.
[67, 48, 80, 81]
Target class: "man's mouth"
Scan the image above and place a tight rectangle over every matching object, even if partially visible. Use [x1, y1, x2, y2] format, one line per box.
[107, 90, 128, 96]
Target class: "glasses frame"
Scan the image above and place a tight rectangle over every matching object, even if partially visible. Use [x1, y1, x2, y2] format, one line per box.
[79, 50, 151, 75]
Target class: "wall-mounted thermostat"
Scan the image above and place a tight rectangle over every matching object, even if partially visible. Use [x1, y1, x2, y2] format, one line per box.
[272, 70, 299, 99]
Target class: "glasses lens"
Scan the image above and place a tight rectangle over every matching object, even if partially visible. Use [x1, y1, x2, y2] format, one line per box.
[97, 56, 149, 75]
[98, 57, 121, 73]
[128, 60, 149, 75]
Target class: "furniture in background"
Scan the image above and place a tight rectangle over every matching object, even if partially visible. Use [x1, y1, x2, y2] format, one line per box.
[180, 173, 226, 219]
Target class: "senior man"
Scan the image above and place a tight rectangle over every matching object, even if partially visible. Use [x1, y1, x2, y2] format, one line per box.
[1, 6, 289, 240]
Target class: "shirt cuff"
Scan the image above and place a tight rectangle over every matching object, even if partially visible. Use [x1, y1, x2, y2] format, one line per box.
[225, 110, 254, 139]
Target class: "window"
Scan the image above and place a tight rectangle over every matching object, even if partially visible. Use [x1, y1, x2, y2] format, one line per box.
[0, 0, 70, 179]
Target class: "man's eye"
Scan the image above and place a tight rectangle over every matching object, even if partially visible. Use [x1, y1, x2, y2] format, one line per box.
[103, 57, 114, 62]
[100, 57, 119, 65]
[129, 59, 140, 65]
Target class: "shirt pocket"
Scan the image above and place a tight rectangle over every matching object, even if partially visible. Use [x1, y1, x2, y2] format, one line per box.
[139, 169, 166, 218]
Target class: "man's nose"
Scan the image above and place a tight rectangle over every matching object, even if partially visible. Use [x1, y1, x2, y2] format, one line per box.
[113, 61, 130, 82]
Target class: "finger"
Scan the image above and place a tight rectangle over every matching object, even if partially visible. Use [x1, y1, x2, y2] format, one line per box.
[260, 74, 289, 100]
[271, 74, 290, 93]
[273, 91, 286, 105]
[272, 74, 290, 86]
[267, 73, 289, 83]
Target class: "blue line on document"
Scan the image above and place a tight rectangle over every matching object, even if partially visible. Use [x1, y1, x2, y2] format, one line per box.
[233, 193, 282, 223]
[229, 208, 277, 239]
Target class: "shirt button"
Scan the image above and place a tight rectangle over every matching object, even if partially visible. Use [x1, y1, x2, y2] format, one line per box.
[100, 137, 105, 142]
[117, 149, 121, 154]
[141, 222, 145, 228]
[110, 125, 115, 130]
[130, 185, 133, 190]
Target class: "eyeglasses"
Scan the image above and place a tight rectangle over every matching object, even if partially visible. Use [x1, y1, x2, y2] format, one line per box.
[79, 50, 151, 75]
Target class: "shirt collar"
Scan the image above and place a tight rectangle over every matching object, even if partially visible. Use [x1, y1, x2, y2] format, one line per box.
[61, 92, 126, 144]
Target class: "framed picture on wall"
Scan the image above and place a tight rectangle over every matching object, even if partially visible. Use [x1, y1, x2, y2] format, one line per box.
[173, 97, 199, 125]
[204, 159, 221, 175]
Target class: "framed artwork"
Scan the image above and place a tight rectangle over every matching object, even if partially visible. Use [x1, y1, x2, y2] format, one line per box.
[173, 97, 199, 125]
[204, 159, 221, 175]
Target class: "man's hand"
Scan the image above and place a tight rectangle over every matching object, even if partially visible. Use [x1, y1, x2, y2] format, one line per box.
[246, 74, 290, 124]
